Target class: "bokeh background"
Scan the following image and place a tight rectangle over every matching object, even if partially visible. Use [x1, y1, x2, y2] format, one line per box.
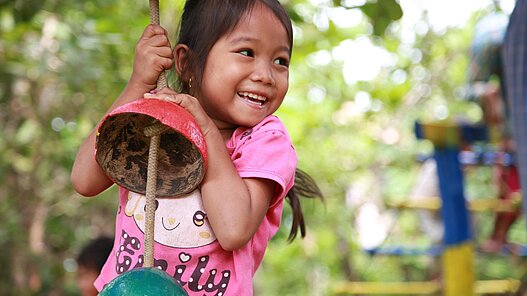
[1, 0, 525, 295]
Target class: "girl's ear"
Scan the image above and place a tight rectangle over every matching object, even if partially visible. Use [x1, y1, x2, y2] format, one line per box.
[174, 44, 190, 79]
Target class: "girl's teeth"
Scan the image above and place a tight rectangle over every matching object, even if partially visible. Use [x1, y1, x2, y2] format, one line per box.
[239, 92, 267, 102]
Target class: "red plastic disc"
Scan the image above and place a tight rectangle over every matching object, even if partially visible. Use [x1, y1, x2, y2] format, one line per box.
[95, 98, 207, 197]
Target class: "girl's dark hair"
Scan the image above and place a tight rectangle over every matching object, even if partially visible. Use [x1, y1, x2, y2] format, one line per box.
[176, 0, 323, 241]
[286, 169, 324, 241]
[175, 0, 293, 94]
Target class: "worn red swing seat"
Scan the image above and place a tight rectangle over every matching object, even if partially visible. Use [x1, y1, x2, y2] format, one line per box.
[95, 98, 208, 197]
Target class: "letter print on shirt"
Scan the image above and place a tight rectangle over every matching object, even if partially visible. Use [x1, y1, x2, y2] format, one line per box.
[118, 190, 231, 295]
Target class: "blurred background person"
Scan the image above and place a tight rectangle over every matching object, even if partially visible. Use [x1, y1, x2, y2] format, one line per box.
[467, 10, 521, 253]
[76, 236, 113, 296]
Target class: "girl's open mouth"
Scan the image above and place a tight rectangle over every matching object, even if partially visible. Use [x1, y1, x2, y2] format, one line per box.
[238, 91, 267, 107]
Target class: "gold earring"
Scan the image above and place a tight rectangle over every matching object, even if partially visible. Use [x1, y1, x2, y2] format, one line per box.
[188, 78, 192, 90]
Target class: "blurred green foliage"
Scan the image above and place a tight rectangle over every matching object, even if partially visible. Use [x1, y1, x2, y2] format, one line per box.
[0, 0, 525, 295]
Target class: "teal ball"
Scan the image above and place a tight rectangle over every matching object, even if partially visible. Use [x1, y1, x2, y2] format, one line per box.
[99, 268, 187, 296]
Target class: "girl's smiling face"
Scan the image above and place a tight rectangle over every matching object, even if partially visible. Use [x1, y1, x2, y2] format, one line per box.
[196, 3, 291, 131]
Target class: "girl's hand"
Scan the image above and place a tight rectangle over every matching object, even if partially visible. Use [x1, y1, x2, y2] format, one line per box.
[131, 25, 173, 91]
[144, 88, 215, 136]
[72, 27, 174, 198]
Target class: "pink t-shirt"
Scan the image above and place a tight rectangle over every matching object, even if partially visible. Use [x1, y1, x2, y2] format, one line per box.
[95, 115, 297, 295]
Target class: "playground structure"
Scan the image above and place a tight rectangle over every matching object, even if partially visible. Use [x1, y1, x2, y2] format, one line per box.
[334, 121, 526, 295]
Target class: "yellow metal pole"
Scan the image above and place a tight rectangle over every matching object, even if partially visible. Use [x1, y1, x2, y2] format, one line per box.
[442, 242, 475, 296]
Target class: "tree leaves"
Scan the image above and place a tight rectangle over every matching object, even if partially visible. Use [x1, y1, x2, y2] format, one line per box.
[0, 0, 46, 23]
[359, 0, 403, 36]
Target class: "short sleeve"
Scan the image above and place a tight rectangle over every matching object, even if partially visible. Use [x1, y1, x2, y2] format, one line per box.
[231, 127, 297, 203]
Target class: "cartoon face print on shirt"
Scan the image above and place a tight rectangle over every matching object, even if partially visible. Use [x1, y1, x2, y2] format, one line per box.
[125, 189, 216, 248]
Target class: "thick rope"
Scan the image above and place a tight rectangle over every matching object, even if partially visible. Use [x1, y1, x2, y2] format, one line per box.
[143, 0, 166, 268]
[149, 0, 167, 90]
[143, 131, 160, 268]
[143, 123, 168, 267]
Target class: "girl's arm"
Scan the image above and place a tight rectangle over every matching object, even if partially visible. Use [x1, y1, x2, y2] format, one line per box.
[144, 89, 275, 251]
[71, 25, 173, 197]
[200, 127, 276, 251]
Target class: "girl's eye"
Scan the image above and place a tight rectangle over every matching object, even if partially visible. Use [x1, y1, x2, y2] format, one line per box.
[239, 49, 254, 57]
[274, 58, 289, 67]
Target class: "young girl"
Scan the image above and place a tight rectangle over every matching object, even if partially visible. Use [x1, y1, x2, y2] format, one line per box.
[71, 0, 321, 294]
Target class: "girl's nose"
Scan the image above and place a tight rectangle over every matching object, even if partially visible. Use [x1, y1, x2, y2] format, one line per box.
[251, 61, 275, 86]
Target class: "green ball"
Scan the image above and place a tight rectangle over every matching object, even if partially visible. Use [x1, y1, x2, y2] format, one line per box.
[100, 268, 188, 296]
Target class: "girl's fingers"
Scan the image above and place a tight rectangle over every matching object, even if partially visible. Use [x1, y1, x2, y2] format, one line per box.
[143, 91, 196, 113]
[141, 24, 167, 39]
[156, 46, 173, 59]
[162, 94, 182, 104]
[154, 55, 174, 71]
[146, 34, 172, 49]
[138, 36, 172, 59]
[143, 90, 212, 134]
[143, 88, 179, 102]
